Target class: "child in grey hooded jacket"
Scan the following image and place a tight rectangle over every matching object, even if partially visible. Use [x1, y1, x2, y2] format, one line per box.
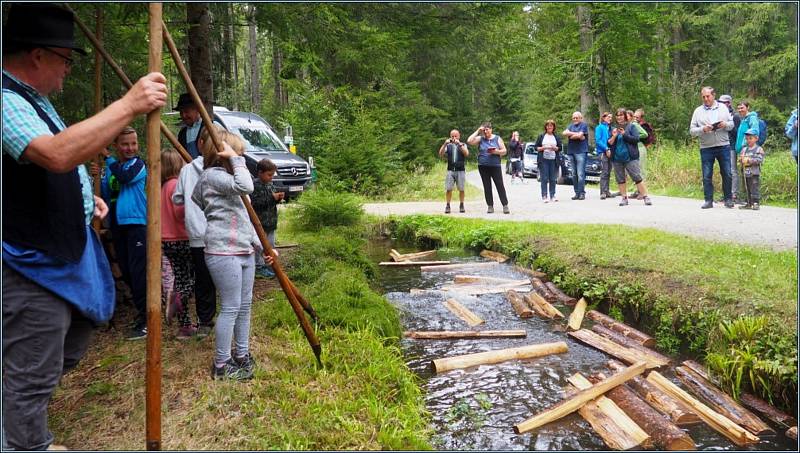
[191, 125, 270, 380]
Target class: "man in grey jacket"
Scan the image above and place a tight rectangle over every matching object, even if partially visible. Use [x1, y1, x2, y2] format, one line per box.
[689, 86, 735, 209]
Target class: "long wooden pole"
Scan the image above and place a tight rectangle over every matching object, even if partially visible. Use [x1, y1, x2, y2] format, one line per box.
[91, 6, 103, 232]
[145, 4, 163, 450]
[161, 23, 322, 367]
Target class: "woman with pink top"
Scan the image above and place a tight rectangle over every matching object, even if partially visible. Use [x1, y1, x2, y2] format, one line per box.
[161, 148, 197, 339]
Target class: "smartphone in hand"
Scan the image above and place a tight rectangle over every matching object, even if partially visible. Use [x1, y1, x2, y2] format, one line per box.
[488, 147, 497, 154]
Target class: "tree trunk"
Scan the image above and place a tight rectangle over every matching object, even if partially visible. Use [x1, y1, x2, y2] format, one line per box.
[433, 342, 568, 374]
[442, 298, 484, 327]
[479, 249, 509, 262]
[576, 4, 595, 134]
[271, 34, 288, 108]
[568, 329, 668, 369]
[525, 291, 564, 319]
[420, 262, 499, 272]
[248, 5, 260, 111]
[545, 281, 577, 305]
[455, 275, 526, 285]
[513, 265, 548, 280]
[592, 324, 672, 364]
[187, 2, 214, 113]
[739, 393, 797, 428]
[586, 310, 655, 347]
[531, 277, 557, 302]
[505, 290, 534, 318]
[404, 330, 527, 340]
[221, 2, 233, 89]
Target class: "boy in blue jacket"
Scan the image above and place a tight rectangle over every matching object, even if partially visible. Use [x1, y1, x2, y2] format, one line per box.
[107, 127, 148, 339]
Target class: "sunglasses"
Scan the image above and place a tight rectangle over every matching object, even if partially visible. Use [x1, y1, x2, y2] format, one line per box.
[42, 47, 74, 67]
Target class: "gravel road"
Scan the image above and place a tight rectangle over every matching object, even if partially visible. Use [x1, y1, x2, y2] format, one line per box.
[364, 170, 798, 251]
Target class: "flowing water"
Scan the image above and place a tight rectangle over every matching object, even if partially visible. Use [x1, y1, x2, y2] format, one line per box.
[371, 242, 796, 451]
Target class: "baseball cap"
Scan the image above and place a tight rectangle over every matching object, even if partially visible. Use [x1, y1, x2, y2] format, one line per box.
[745, 128, 759, 136]
[719, 95, 733, 103]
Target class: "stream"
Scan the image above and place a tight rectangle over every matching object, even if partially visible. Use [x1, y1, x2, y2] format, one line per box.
[371, 243, 796, 451]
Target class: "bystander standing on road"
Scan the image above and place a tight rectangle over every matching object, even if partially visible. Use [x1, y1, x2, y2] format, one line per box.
[562, 111, 589, 200]
[438, 129, 469, 213]
[468, 122, 510, 214]
[689, 86, 735, 209]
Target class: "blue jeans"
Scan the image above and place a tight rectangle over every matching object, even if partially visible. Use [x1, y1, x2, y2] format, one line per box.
[568, 152, 587, 196]
[538, 159, 557, 199]
[700, 145, 732, 202]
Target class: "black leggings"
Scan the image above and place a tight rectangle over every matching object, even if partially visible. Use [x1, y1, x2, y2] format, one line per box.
[478, 165, 508, 207]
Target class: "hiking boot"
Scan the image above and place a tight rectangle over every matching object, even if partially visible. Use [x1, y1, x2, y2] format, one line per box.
[444, 204, 451, 214]
[459, 203, 465, 213]
[234, 352, 256, 375]
[701, 201, 714, 209]
[211, 358, 253, 381]
[125, 323, 147, 341]
[643, 196, 652, 206]
[487, 206, 494, 214]
[752, 202, 760, 210]
[176, 324, 198, 340]
[724, 199, 735, 209]
[196, 323, 214, 338]
[502, 205, 510, 214]
[619, 198, 629, 206]
[739, 203, 753, 210]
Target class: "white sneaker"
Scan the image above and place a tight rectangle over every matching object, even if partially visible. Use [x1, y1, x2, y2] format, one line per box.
[543, 197, 549, 203]
[551, 196, 558, 202]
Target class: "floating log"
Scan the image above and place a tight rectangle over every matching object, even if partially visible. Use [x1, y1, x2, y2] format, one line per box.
[739, 392, 797, 428]
[522, 293, 550, 318]
[442, 298, 484, 327]
[786, 426, 797, 440]
[404, 330, 527, 340]
[566, 374, 651, 450]
[608, 360, 702, 426]
[567, 297, 587, 331]
[526, 291, 564, 319]
[439, 284, 532, 295]
[592, 324, 671, 365]
[544, 281, 578, 305]
[513, 265, 548, 279]
[479, 249, 509, 262]
[681, 360, 713, 381]
[389, 249, 404, 261]
[513, 361, 647, 434]
[586, 310, 655, 347]
[590, 372, 696, 451]
[454, 275, 529, 286]
[379, 260, 450, 266]
[568, 329, 668, 369]
[646, 371, 760, 446]
[432, 341, 568, 373]
[675, 366, 773, 436]
[530, 277, 557, 302]
[505, 290, 534, 318]
[420, 261, 499, 272]
[390, 249, 437, 262]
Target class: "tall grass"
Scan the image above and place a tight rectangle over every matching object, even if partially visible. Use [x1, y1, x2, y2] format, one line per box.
[373, 160, 483, 202]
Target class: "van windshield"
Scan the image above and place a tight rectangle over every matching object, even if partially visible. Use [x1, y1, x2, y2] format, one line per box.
[233, 126, 287, 152]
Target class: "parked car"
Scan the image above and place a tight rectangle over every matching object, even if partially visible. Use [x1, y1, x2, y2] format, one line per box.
[521, 142, 601, 184]
[212, 107, 312, 198]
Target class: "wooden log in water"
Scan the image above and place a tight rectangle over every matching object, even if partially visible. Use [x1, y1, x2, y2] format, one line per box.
[607, 360, 702, 426]
[530, 277, 557, 302]
[544, 281, 578, 305]
[513, 361, 647, 434]
[592, 324, 671, 365]
[522, 293, 551, 318]
[404, 330, 527, 340]
[480, 249, 509, 262]
[454, 275, 529, 286]
[567, 297, 587, 331]
[409, 288, 445, 296]
[420, 261, 499, 272]
[432, 341, 568, 373]
[442, 298, 484, 327]
[675, 366, 773, 436]
[569, 329, 668, 369]
[379, 260, 450, 266]
[390, 249, 437, 262]
[566, 374, 651, 450]
[589, 373, 696, 451]
[739, 392, 797, 428]
[389, 249, 404, 261]
[526, 291, 564, 319]
[586, 310, 655, 347]
[505, 290, 534, 318]
[646, 371, 760, 446]
[439, 284, 532, 295]
[682, 359, 712, 381]
[786, 426, 797, 440]
[513, 265, 548, 280]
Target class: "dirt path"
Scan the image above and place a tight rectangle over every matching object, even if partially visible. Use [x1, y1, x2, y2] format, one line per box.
[365, 170, 798, 251]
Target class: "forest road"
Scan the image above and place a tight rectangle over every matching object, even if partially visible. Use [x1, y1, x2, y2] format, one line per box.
[364, 170, 798, 251]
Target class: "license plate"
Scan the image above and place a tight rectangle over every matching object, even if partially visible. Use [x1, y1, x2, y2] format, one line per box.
[289, 185, 304, 192]
[586, 175, 600, 182]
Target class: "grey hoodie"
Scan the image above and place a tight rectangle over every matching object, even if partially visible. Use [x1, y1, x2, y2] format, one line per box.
[172, 156, 207, 247]
[190, 156, 258, 255]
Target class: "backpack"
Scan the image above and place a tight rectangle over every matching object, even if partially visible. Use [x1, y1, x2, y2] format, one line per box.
[757, 118, 767, 146]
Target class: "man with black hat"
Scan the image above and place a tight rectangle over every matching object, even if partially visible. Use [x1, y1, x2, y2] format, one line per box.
[2, 3, 167, 450]
[175, 92, 203, 158]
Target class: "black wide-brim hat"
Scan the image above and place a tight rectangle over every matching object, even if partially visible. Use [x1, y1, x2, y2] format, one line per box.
[174, 93, 197, 111]
[2, 3, 88, 56]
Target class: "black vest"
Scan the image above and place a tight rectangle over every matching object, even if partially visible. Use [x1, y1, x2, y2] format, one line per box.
[3, 74, 86, 262]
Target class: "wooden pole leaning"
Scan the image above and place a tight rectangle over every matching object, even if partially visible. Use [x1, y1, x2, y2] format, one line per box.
[91, 6, 103, 232]
[161, 23, 322, 367]
[145, 5, 163, 450]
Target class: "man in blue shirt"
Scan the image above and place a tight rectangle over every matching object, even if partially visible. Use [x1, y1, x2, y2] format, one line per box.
[1, 4, 167, 450]
[562, 111, 590, 200]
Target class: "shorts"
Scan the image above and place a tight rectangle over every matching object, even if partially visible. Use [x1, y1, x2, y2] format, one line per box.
[511, 160, 523, 173]
[445, 170, 466, 191]
[612, 160, 643, 184]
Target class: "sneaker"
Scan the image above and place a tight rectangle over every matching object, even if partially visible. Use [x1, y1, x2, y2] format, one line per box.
[724, 199, 734, 209]
[196, 323, 214, 338]
[176, 324, 198, 340]
[752, 202, 760, 210]
[234, 352, 256, 375]
[459, 203, 465, 213]
[701, 201, 714, 209]
[600, 193, 607, 200]
[125, 323, 147, 341]
[643, 196, 652, 206]
[444, 204, 451, 214]
[502, 205, 510, 214]
[739, 203, 752, 210]
[735, 198, 747, 206]
[619, 198, 629, 206]
[578, 194, 586, 200]
[543, 197, 549, 203]
[571, 194, 580, 200]
[256, 267, 275, 279]
[165, 293, 183, 326]
[551, 196, 558, 202]
[211, 358, 253, 381]
[487, 206, 494, 214]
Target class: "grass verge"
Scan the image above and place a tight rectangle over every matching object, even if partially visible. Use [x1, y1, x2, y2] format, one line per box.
[381, 214, 797, 410]
[371, 160, 483, 202]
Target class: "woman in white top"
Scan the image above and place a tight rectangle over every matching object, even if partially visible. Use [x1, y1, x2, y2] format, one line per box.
[534, 120, 563, 203]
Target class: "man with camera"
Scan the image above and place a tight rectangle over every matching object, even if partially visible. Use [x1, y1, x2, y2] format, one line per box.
[690, 86, 734, 209]
[438, 129, 469, 213]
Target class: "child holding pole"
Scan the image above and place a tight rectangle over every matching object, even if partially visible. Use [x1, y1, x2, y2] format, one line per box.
[738, 128, 765, 210]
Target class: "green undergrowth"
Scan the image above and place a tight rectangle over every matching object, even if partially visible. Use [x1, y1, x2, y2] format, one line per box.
[368, 160, 482, 202]
[383, 214, 797, 411]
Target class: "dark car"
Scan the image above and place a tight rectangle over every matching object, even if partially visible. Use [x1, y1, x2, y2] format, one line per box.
[213, 107, 312, 198]
[522, 142, 601, 184]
